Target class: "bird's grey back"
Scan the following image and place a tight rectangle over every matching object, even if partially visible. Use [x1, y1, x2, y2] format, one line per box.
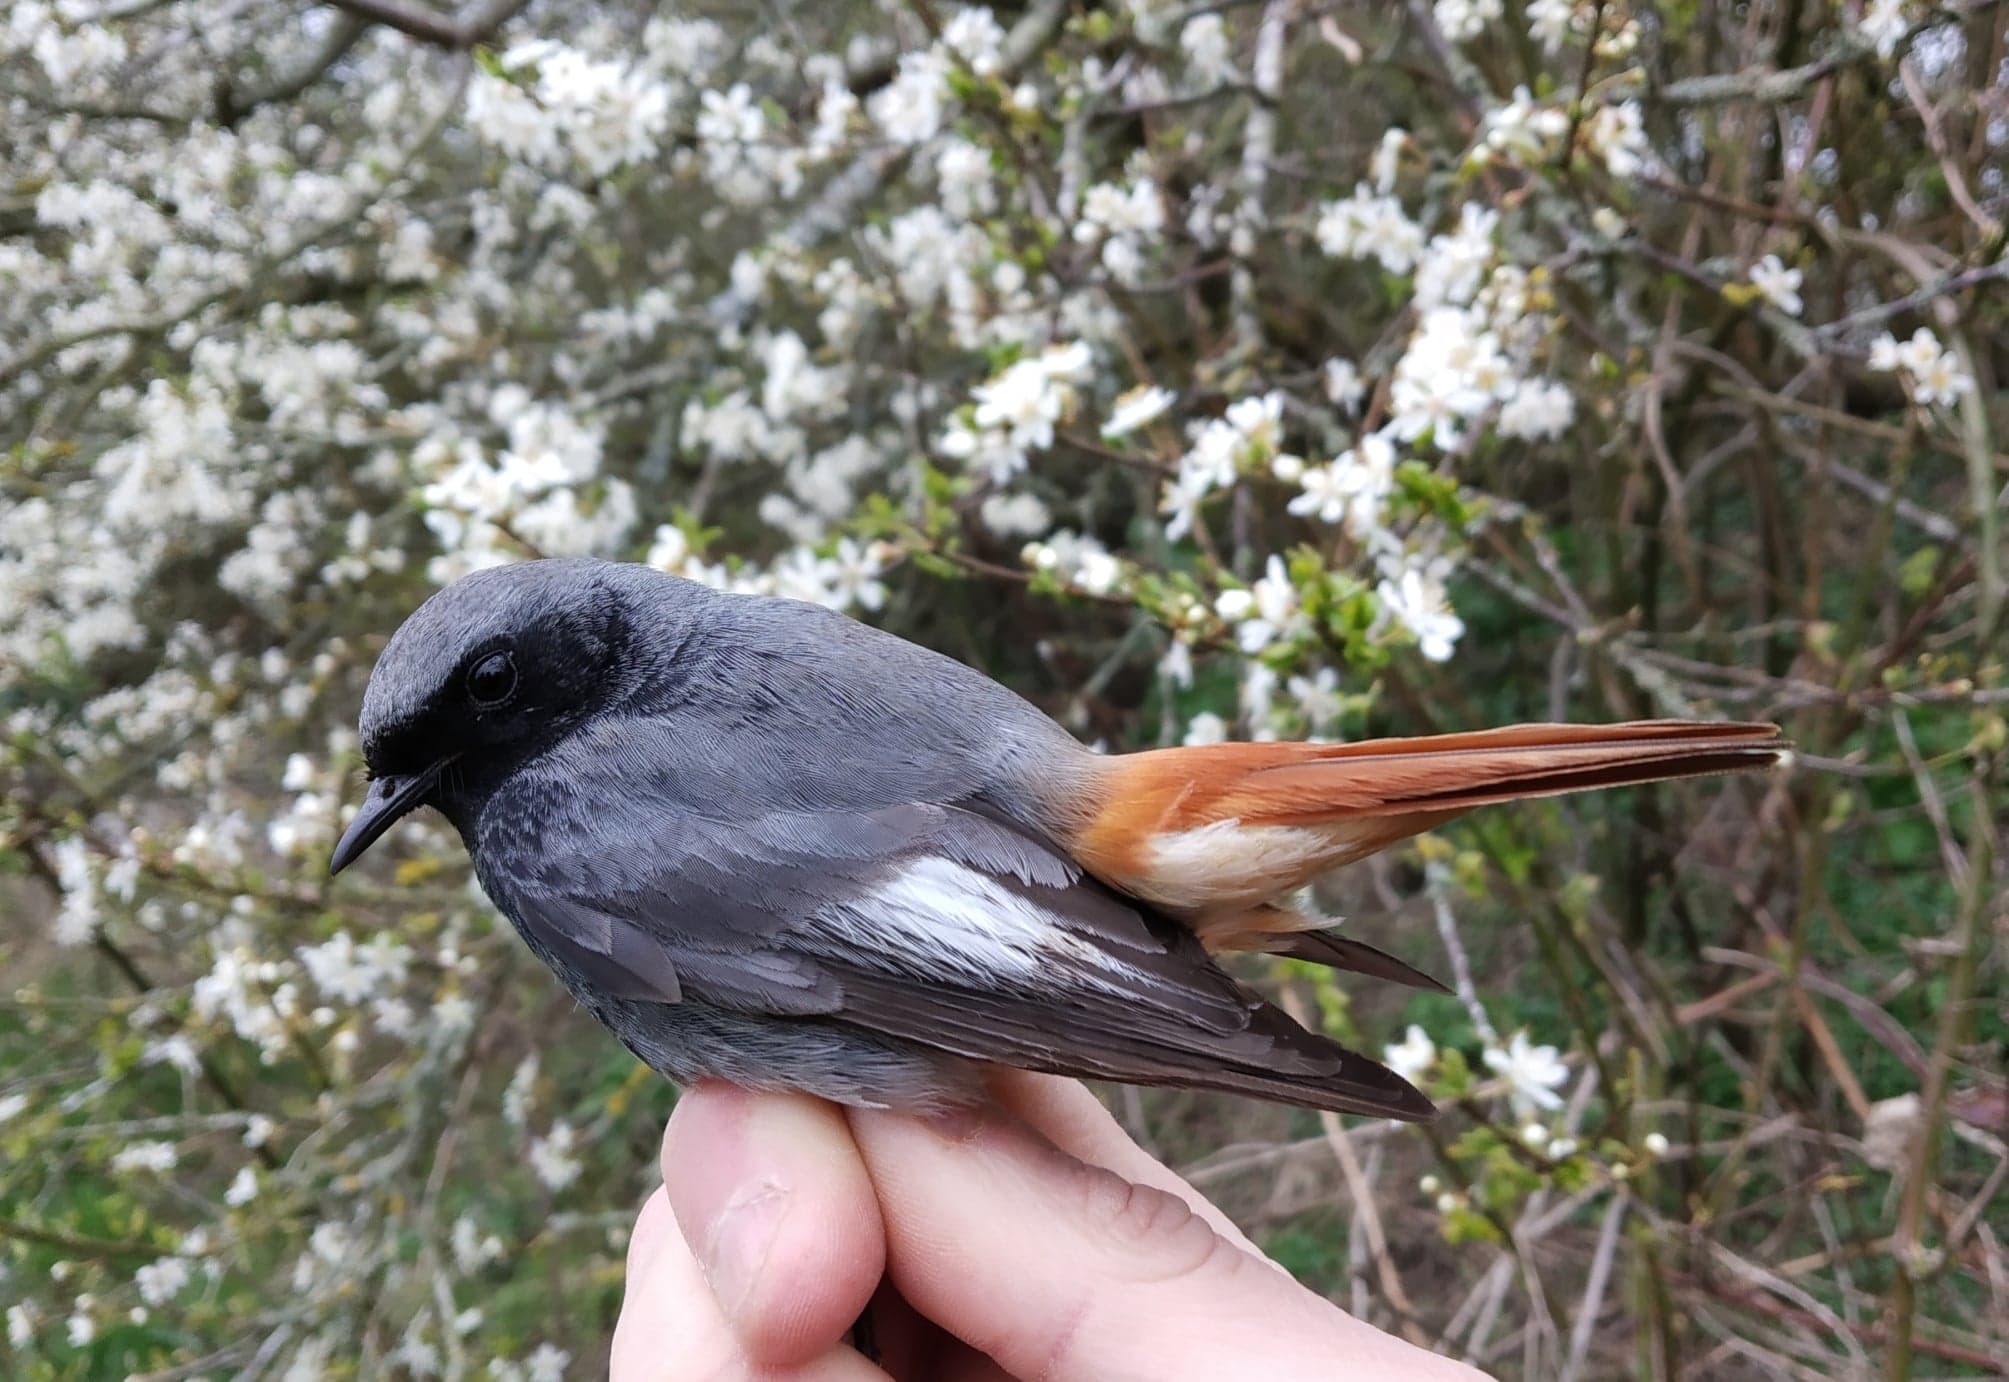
[472, 565, 1095, 875]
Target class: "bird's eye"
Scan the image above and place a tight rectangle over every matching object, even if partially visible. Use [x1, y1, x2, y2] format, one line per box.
[465, 650, 517, 706]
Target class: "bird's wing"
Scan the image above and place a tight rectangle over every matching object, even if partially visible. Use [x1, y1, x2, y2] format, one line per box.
[487, 801, 1432, 1120]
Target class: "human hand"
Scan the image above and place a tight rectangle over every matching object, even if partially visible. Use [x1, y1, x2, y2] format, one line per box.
[613, 1073, 1486, 1381]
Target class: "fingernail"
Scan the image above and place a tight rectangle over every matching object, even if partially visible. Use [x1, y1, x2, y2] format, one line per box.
[699, 1179, 788, 1315]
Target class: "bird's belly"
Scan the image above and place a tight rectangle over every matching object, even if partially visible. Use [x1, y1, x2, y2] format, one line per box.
[589, 993, 984, 1112]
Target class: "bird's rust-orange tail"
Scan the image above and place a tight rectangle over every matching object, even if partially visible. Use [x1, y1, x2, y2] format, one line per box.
[1070, 720, 1789, 927]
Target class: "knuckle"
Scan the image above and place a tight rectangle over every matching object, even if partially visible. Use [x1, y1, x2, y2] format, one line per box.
[1073, 1164, 1242, 1285]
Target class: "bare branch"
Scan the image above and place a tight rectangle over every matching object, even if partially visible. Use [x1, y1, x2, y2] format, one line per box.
[220, 14, 370, 124]
[320, 0, 531, 50]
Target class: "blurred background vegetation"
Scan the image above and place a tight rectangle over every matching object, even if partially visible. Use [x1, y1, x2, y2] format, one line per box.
[1, 0, 2004, 1377]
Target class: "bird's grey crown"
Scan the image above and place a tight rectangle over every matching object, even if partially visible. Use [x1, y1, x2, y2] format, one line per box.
[364, 560, 594, 745]
[358, 558, 688, 776]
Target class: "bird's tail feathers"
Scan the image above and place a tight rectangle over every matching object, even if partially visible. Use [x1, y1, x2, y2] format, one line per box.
[1075, 719, 1788, 916]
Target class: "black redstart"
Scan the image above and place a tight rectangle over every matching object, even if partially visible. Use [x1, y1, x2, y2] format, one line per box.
[331, 558, 1784, 1119]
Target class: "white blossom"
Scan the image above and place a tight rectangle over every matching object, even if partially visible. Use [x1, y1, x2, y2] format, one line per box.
[1910, 349, 1975, 406]
[1435, 0, 1503, 43]
[1078, 180, 1165, 241]
[1482, 1031, 1570, 1115]
[1323, 358, 1365, 411]
[143, 1034, 202, 1076]
[1316, 185, 1427, 273]
[299, 931, 412, 1006]
[526, 1343, 571, 1382]
[825, 538, 892, 612]
[1384, 1025, 1437, 1084]
[1182, 712, 1229, 746]
[934, 139, 997, 218]
[979, 492, 1053, 537]
[1377, 557, 1466, 662]
[1862, 1092, 1924, 1170]
[1749, 254, 1804, 316]
[1482, 87, 1571, 165]
[1387, 307, 1513, 450]
[452, 1216, 506, 1273]
[970, 346, 1090, 452]
[1179, 15, 1237, 86]
[1525, 0, 1580, 50]
[1585, 101, 1650, 178]
[529, 1121, 583, 1191]
[1869, 327, 1975, 406]
[1858, 0, 1910, 59]
[1025, 531, 1124, 596]
[47, 836, 100, 946]
[1102, 385, 1176, 438]
[1498, 379, 1576, 441]
[1215, 555, 1301, 653]
[1287, 667, 1344, 735]
[135, 1257, 192, 1306]
[1289, 433, 1397, 535]
[112, 1140, 179, 1174]
[870, 50, 951, 144]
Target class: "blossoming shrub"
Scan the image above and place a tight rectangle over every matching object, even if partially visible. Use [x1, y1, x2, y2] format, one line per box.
[3, 0, 2002, 1376]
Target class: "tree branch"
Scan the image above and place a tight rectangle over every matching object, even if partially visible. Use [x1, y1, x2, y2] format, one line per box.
[320, 0, 531, 50]
[219, 14, 370, 125]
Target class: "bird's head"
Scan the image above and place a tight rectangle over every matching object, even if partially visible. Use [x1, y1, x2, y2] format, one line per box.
[329, 557, 646, 874]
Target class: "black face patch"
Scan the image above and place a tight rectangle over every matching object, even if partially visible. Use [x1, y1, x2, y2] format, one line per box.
[356, 563, 632, 784]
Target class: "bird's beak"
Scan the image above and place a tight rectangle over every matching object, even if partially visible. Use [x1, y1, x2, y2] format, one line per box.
[328, 758, 455, 876]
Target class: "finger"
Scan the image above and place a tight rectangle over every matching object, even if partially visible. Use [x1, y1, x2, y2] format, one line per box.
[661, 1083, 885, 1368]
[608, 1188, 744, 1379]
[850, 1104, 1482, 1382]
[987, 1071, 1258, 1253]
[612, 1188, 888, 1382]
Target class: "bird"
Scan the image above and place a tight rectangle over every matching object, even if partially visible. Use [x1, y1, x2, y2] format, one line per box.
[329, 557, 1787, 1121]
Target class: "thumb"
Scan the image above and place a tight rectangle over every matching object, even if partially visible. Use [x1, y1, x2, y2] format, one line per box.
[848, 1103, 1484, 1382]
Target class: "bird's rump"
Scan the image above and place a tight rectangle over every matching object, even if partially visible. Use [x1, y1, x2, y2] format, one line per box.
[479, 799, 1435, 1120]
